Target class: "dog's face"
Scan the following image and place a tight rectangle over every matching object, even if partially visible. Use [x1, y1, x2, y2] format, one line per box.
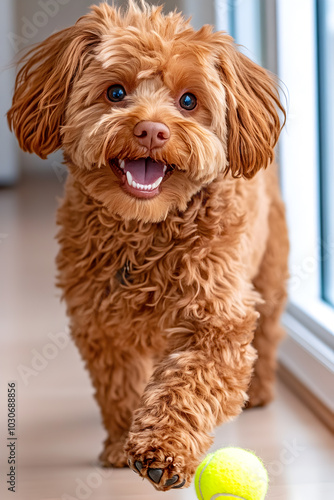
[8, 1, 284, 223]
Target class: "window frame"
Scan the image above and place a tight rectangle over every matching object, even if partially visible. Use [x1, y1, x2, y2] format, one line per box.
[215, 0, 334, 413]
[276, 0, 334, 412]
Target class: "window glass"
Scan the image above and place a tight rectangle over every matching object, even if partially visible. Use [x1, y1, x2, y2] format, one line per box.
[317, 0, 334, 307]
[228, 0, 263, 65]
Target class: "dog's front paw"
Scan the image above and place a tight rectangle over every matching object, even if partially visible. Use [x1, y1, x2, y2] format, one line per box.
[99, 437, 128, 468]
[125, 431, 196, 491]
[246, 376, 275, 409]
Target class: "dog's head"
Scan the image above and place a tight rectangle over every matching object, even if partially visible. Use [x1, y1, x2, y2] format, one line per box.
[8, 1, 284, 223]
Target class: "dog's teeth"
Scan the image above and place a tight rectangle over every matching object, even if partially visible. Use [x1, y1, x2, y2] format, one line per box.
[152, 177, 163, 189]
[120, 160, 125, 170]
[127, 178, 160, 191]
[126, 171, 133, 185]
[163, 165, 167, 174]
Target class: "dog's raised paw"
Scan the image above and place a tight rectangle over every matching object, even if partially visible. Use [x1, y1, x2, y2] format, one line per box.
[128, 456, 188, 491]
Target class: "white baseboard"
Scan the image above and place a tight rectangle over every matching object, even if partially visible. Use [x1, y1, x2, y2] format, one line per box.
[279, 309, 334, 414]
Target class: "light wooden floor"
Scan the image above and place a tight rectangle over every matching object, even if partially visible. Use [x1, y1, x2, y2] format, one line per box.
[0, 171, 333, 500]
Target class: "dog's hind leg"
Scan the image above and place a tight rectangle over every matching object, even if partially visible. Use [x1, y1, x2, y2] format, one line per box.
[247, 194, 289, 408]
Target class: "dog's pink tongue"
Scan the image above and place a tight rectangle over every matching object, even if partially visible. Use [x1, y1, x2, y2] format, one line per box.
[124, 158, 164, 185]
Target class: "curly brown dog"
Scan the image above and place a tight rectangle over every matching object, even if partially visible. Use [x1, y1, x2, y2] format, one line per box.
[8, 0, 289, 491]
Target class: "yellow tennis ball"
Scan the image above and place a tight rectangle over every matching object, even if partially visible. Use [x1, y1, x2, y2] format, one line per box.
[195, 447, 268, 500]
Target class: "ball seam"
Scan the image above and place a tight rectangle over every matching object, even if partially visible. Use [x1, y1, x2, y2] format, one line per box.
[197, 454, 216, 500]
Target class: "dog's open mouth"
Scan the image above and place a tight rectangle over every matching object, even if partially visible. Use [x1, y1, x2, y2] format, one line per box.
[109, 158, 174, 199]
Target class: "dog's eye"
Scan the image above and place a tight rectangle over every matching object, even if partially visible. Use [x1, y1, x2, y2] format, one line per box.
[106, 84, 126, 102]
[179, 93, 197, 110]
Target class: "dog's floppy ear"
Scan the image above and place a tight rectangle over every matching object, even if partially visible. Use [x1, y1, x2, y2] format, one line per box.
[214, 34, 285, 179]
[7, 8, 106, 159]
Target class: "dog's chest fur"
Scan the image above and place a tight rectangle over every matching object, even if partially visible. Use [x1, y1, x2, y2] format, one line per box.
[56, 171, 270, 346]
[57, 176, 217, 297]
